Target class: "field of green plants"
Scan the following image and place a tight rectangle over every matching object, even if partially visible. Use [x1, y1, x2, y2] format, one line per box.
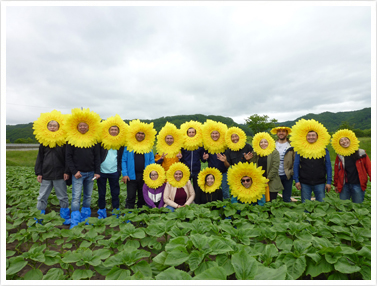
[6, 165, 371, 280]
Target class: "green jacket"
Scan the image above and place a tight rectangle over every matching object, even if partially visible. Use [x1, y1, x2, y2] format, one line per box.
[251, 150, 284, 193]
[282, 146, 295, 180]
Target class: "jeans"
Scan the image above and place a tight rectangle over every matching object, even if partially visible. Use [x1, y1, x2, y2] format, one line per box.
[126, 172, 145, 209]
[221, 172, 230, 199]
[231, 194, 266, 206]
[339, 183, 365, 203]
[280, 175, 293, 202]
[165, 205, 175, 212]
[37, 179, 69, 210]
[301, 183, 325, 203]
[71, 171, 94, 212]
[97, 172, 120, 209]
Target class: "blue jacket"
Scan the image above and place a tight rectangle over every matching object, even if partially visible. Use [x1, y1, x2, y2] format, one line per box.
[180, 147, 205, 175]
[293, 149, 332, 185]
[121, 148, 154, 180]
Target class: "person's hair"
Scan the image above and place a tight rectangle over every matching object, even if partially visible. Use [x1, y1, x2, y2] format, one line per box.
[307, 130, 318, 136]
[110, 125, 119, 130]
[205, 174, 214, 182]
[47, 120, 59, 128]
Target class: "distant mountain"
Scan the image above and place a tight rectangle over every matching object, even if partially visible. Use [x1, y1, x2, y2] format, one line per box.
[277, 107, 371, 132]
[6, 108, 371, 142]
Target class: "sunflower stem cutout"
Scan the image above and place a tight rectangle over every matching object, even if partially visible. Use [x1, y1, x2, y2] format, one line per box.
[63, 108, 101, 148]
[156, 122, 184, 158]
[33, 110, 67, 148]
[202, 119, 228, 154]
[331, 129, 359, 156]
[180, 120, 203, 151]
[226, 127, 247, 151]
[252, 132, 276, 157]
[290, 119, 330, 159]
[228, 162, 268, 203]
[126, 119, 157, 154]
[143, 164, 166, 189]
[166, 162, 191, 188]
[99, 114, 128, 150]
[197, 167, 222, 193]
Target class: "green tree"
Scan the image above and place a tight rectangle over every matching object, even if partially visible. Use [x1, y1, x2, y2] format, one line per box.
[337, 121, 355, 131]
[245, 114, 277, 135]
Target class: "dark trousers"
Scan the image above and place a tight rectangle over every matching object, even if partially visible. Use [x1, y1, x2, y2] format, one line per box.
[97, 172, 120, 209]
[280, 175, 293, 202]
[269, 192, 278, 201]
[190, 173, 199, 203]
[126, 172, 145, 209]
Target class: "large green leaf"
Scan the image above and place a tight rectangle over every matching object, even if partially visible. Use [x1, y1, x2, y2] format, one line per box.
[334, 257, 361, 274]
[23, 269, 43, 280]
[360, 264, 371, 280]
[105, 267, 131, 280]
[187, 250, 205, 271]
[155, 266, 192, 280]
[93, 248, 112, 260]
[164, 247, 190, 266]
[275, 234, 293, 252]
[165, 236, 188, 252]
[193, 266, 227, 280]
[194, 261, 218, 276]
[190, 233, 210, 250]
[328, 272, 348, 279]
[254, 264, 287, 280]
[43, 268, 65, 280]
[71, 269, 93, 280]
[208, 237, 234, 255]
[6, 257, 28, 276]
[231, 248, 258, 280]
[130, 260, 152, 278]
[61, 251, 81, 263]
[283, 254, 306, 280]
[216, 254, 234, 276]
[305, 256, 334, 278]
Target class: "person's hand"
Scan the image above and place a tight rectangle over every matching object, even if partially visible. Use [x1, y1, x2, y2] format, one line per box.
[325, 184, 331, 192]
[217, 154, 227, 162]
[176, 153, 182, 159]
[295, 182, 301, 191]
[74, 171, 82, 179]
[244, 152, 253, 161]
[203, 152, 209, 160]
[37, 175, 43, 183]
[161, 152, 167, 160]
[94, 174, 101, 180]
[122, 176, 130, 184]
[176, 205, 183, 208]
[64, 173, 69, 181]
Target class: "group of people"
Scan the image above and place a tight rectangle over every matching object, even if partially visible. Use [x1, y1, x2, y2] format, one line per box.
[32, 109, 371, 228]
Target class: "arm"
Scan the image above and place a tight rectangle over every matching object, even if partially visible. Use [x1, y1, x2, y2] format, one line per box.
[293, 152, 301, 190]
[267, 151, 280, 181]
[34, 144, 44, 179]
[250, 151, 258, 164]
[184, 180, 196, 206]
[333, 156, 339, 188]
[158, 184, 166, 208]
[146, 150, 155, 166]
[142, 184, 156, 208]
[163, 183, 179, 208]
[199, 147, 206, 163]
[218, 150, 230, 168]
[325, 149, 332, 185]
[365, 154, 371, 181]
[93, 143, 101, 179]
[65, 144, 78, 175]
[155, 153, 164, 165]
[121, 148, 130, 183]
[117, 147, 125, 175]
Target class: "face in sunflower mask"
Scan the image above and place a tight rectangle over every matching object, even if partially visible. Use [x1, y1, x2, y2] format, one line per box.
[165, 135, 174, 146]
[77, 122, 89, 134]
[47, 120, 59, 132]
[339, 137, 351, 148]
[136, 132, 145, 142]
[109, 126, 119, 136]
[241, 176, 252, 189]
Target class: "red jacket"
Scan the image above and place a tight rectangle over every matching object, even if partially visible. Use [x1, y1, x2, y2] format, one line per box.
[333, 149, 371, 192]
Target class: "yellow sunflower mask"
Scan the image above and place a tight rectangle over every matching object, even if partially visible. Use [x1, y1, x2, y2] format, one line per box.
[143, 164, 166, 189]
[156, 122, 184, 158]
[197, 167, 222, 194]
[100, 114, 128, 150]
[290, 119, 330, 159]
[166, 162, 191, 188]
[331, 129, 359, 156]
[252, 132, 276, 157]
[126, 119, 157, 154]
[202, 120, 228, 154]
[63, 108, 101, 148]
[270, 126, 292, 135]
[226, 127, 247, 151]
[228, 162, 269, 204]
[180, 121, 203, 151]
[33, 110, 67, 148]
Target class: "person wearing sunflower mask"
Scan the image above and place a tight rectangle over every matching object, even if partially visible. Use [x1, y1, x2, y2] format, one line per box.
[33, 112, 71, 225]
[291, 119, 332, 203]
[251, 132, 283, 202]
[196, 167, 223, 204]
[142, 164, 167, 209]
[163, 162, 196, 211]
[332, 130, 371, 203]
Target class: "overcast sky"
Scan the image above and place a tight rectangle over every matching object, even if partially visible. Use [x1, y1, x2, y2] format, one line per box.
[4, 2, 373, 126]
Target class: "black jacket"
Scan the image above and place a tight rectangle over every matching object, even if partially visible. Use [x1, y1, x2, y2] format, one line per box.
[34, 144, 68, 180]
[225, 143, 253, 166]
[100, 146, 125, 175]
[66, 143, 101, 175]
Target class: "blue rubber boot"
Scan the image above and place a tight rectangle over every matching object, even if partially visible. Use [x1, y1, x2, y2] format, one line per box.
[81, 207, 91, 225]
[112, 208, 120, 218]
[60, 208, 71, 225]
[33, 209, 45, 225]
[97, 208, 107, 219]
[69, 211, 81, 229]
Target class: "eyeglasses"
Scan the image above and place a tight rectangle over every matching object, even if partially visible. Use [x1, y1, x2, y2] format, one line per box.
[241, 179, 251, 183]
[150, 174, 158, 177]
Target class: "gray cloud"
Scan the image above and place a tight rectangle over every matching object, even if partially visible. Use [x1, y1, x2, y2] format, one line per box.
[5, 4, 372, 125]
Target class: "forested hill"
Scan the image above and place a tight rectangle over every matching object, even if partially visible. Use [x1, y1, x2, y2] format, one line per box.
[278, 107, 371, 132]
[6, 108, 371, 142]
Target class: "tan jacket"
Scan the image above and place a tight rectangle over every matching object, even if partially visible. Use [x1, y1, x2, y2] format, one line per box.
[163, 180, 196, 208]
[282, 147, 295, 180]
[251, 150, 284, 193]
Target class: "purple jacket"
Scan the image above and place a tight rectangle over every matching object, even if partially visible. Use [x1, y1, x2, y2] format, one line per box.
[142, 183, 166, 208]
